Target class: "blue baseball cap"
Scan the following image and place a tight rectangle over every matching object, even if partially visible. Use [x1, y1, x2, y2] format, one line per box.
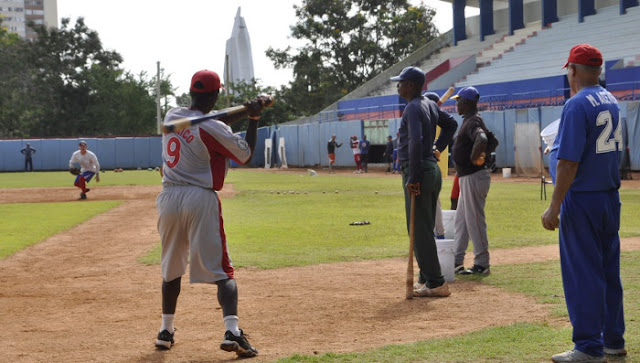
[390, 67, 426, 86]
[451, 86, 479, 101]
[424, 92, 440, 103]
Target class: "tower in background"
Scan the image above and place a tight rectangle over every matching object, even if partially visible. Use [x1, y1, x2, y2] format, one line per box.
[0, 0, 58, 40]
[223, 7, 255, 94]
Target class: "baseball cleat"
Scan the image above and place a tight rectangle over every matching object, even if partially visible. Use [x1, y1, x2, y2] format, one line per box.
[603, 347, 627, 356]
[220, 330, 258, 358]
[155, 329, 175, 350]
[551, 349, 604, 362]
[414, 282, 451, 297]
[459, 264, 490, 275]
[79, 193, 87, 200]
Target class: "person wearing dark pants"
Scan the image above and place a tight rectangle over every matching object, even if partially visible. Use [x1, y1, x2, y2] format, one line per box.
[360, 135, 370, 172]
[20, 143, 36, 171]
[391, 66, 456, 298]
[542, 44, 626, 363]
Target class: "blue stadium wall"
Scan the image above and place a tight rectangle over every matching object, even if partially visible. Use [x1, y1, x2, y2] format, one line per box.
[3, 100, 639, 172]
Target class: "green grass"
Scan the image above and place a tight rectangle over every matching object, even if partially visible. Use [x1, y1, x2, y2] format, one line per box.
[2, 169, 639, 362]
[273, 251, 640, 362]
[0, 170, 162, 188]
[140, 170, 640, 268]
[276, 323, 572, 363]
[0, 201, 123, 258]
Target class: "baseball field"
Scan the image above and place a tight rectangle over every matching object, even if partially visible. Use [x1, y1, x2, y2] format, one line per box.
[1, 167, 638, 362]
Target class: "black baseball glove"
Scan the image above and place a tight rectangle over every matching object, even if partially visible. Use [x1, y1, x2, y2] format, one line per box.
[69, 167, 80, 175]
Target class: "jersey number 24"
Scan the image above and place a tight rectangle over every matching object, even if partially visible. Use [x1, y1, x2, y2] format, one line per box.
[596, 110, 622, 154]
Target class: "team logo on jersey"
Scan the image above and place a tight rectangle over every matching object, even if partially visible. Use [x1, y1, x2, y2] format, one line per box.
[237, 139, 249, 150]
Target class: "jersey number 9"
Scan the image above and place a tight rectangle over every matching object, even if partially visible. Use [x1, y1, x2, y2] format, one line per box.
[166, 137, 181, 168]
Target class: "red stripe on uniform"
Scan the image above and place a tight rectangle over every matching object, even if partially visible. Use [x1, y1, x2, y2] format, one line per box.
[217, 197, 234, 279]
[199, 127, 244, 191]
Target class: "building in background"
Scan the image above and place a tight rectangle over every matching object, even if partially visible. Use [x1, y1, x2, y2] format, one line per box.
[223, 7, 255, 93]
[0, 0, 57, 40]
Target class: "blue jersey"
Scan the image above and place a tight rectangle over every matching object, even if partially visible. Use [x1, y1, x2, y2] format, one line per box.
[553, 86, 622, 191]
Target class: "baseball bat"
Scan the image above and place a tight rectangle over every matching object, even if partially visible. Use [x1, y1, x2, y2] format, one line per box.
[162, 95, 274, 134]
[437, 87, 456, 106]
[406, 193, 416, 300]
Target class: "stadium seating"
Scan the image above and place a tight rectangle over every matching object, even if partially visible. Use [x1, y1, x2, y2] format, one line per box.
[457, 5, 640, 87]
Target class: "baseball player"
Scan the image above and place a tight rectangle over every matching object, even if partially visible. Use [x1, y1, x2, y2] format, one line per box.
[155, 70, 267, 357]
[327, 134, 343, 173]
[359, 135, 370, 172]
[450, 86, 492, 276]
[542, 44, 626, 363]
[350, 135, 363, 173]
[391, 66, 457, 298]
[425, 91, 458, 240]
[68, 141, 100, 200]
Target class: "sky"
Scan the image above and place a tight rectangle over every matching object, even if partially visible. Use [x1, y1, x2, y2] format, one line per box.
[56, 0, 479, 97]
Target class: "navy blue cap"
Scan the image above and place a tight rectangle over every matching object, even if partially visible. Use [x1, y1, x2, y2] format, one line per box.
[451, 86, 479, 101]
[424, 92, 440, 103]
[390, 67, 426, 86]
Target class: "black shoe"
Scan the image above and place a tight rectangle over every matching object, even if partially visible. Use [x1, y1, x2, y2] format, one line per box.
[220, 330, 258, 358]
[459, 264, 490, 275]
[155, 329, 175, 350]
[85, 188, 90, 193]
[454, 265, 465, 274]
[79, 193, 87, 200]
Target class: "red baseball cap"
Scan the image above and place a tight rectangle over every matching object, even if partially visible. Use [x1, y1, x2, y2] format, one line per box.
[563, 44, 603, 68]
[190, 70, 225, 93]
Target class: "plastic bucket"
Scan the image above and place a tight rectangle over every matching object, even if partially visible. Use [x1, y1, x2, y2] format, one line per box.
[437, 239, 456, 282]
[502, 168, 512, 178]
[541, 119, 560, 147]
[441, 210, 456, 239]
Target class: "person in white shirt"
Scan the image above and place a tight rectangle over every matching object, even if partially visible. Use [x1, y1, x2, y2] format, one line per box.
[68, 141, 100, 200]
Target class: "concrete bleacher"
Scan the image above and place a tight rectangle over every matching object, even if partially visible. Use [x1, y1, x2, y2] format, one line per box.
[374, 24, 539, 96]
[457, 5, 640, 87]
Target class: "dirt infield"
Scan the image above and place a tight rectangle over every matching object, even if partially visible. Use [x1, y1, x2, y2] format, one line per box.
[1, 170, 639, 362]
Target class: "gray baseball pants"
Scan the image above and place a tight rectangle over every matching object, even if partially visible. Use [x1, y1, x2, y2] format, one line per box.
[454, 169, 491, 267]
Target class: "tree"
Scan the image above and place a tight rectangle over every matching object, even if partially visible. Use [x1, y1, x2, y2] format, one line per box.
[0, 17, 174, 137]
[0, 18, 35, 137]
[173, 79, 300, 133]
[266, 0, 438, 115]
[220, 80, 299, 132]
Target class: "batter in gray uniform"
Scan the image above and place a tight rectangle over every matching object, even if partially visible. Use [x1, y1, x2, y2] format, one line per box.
[155, 70, 267, 357]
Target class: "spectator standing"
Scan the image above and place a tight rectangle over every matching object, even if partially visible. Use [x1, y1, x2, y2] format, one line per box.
[327, 134, 343, 173]
[391, 66, 456, 298]
[450, 86, 492, 275]
[392, 132, 400, 173]
[360, 135, 370, 172]
[542, 44, 626, 363]
[384, 135, 394, 172]
[20, 143, 36, 171]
